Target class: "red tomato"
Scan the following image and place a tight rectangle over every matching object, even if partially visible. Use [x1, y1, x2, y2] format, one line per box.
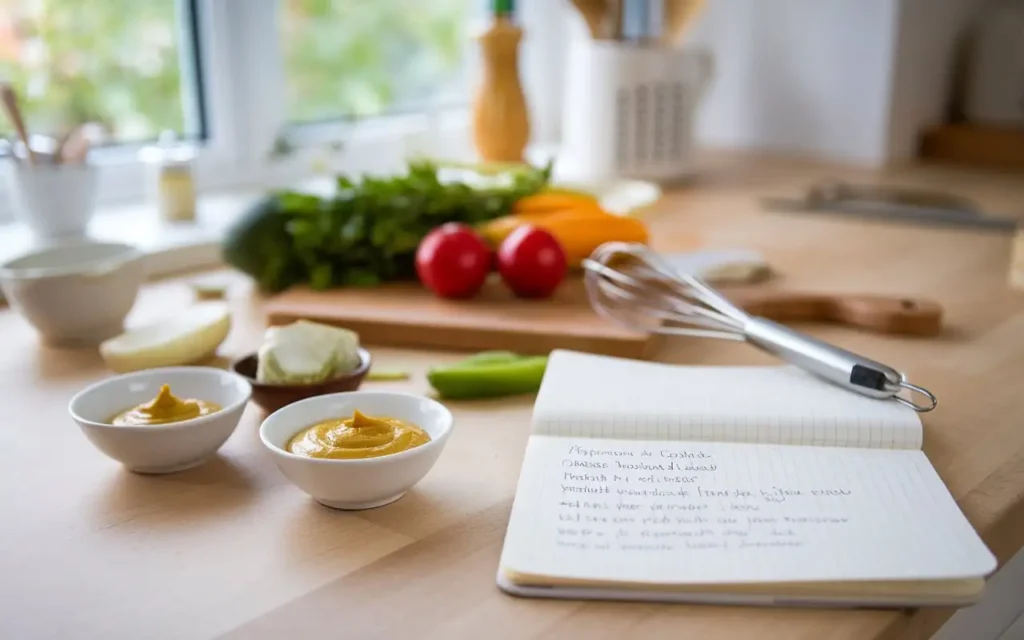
[496, 225, 567, 299]
[415, 223, 492, 299]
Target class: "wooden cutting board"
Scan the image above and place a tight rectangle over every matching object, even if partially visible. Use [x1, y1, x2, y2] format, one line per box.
[264, 277, 942, 359]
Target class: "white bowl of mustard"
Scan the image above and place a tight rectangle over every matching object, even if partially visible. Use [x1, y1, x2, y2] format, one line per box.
[69, 367, 252, 474]
[259, 391, 453, 510]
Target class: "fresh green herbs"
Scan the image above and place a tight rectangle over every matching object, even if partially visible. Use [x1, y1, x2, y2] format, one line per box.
[222, 160, 552, 292]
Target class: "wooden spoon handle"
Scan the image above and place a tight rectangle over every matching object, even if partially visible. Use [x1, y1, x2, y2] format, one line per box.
[730, 291, 943, 336]
[0, 84, 35, 165]
[59, 126, 91, 164]
[661, 0, 706, 46]
[572, 0, 608, 39]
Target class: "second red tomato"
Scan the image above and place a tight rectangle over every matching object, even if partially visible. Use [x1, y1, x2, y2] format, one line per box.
[496, 225, 567, 299]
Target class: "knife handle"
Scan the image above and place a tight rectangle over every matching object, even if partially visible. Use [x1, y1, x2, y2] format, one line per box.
[731, 291, 943, 336]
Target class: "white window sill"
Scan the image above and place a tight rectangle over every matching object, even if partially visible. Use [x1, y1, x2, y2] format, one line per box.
[0, 178, 331, 283]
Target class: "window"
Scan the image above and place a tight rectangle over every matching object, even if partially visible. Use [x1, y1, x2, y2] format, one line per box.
[0, 0, 205, 145]
[280, 0, 470, 123]
[0, 0, 563, 225]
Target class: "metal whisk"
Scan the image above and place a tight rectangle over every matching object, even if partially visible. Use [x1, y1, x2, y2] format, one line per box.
[582, 242, 937, 412]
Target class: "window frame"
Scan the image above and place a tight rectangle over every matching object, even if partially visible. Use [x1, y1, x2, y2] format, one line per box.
[1, 0, 568, 223]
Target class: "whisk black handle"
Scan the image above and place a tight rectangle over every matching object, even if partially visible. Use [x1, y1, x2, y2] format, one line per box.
[744, 317, 937, 412]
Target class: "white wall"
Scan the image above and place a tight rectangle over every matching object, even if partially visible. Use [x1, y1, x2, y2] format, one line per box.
[886, 0, 989, 161]
[687, 0, 900, 165]
[549, 0, 985, 166]
[519, 0, 574, 146]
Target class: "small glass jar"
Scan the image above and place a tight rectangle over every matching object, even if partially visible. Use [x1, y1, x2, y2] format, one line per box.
[139, 131, 198, 223]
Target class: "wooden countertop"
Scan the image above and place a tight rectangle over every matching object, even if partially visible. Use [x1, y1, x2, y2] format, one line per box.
[4, 156, 1023, 639]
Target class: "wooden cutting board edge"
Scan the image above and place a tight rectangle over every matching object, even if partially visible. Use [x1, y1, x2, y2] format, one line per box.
[265, 308, 657, 360]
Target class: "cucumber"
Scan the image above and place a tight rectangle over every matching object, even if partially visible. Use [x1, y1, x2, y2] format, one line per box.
[427, 354, 548, 400]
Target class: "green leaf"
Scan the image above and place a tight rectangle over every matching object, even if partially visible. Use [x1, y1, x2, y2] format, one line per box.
[341, 270, 381, 287]
[310, 264, 333, 290]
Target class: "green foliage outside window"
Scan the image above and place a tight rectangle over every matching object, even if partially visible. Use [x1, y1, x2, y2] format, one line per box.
[0, 0, 185, 142]
[0, 0, 469, 144]
[282, 0, 469, 122]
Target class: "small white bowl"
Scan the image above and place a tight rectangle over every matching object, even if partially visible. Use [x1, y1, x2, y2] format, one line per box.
[69, 367, 253, 474]
[260, 391, 453, 510]
[0, 240, 144, 346]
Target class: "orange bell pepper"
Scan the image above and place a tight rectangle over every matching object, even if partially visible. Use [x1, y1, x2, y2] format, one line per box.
[479, 207, 649, 267]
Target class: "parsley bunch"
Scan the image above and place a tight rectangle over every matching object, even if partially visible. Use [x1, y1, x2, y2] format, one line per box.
[223, 160, 552, 292]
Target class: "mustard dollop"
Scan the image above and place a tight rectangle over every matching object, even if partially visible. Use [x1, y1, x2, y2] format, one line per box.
[110, 384, 221, 426]
[286, 409, 430, 459]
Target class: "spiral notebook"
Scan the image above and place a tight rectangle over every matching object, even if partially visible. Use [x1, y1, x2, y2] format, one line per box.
[497, 351, 997, 608]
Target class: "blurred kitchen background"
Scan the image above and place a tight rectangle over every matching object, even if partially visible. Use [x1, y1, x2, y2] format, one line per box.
[0, 0, 1020, 235]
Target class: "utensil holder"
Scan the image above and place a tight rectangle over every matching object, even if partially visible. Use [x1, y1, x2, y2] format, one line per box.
[6, 162, 98, 240]
[560, 40, 714, 183]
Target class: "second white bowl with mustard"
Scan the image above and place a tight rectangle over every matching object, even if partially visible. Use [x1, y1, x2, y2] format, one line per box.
[259, 391, 453, 510]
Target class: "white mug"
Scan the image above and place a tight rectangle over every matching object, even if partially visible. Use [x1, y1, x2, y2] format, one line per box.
[560, 42, 715, 183]
[6, 162, 98, 240]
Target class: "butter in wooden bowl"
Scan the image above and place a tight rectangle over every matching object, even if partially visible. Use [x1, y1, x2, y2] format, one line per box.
[110, 384, 221, 426]
[257, 320, 361, 385]
[286, 409, 430, 460]
[232, 320, 372, 414]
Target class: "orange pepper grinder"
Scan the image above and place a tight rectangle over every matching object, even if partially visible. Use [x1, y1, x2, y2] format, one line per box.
[472, 0, 531, 163]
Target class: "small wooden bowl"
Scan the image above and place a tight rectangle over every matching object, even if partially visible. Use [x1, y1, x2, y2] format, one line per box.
[231, 348, 372, 415]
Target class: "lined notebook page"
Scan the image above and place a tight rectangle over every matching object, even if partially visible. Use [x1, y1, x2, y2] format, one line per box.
[533, 351, 923, 450]
[500, 437, 996, 586]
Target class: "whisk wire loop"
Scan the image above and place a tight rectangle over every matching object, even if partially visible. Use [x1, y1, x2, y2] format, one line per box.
[582, 242, 747, 338]
[581, 242, 938, 411]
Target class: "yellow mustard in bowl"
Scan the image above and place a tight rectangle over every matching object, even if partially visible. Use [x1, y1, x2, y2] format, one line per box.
[110, 384, 221, 426]
[287, 409, 430, 460]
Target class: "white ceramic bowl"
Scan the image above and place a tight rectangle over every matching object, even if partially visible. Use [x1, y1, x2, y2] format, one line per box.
[69, 367, 252, 474]
[260, 391, 454, 510]
[0, 240, 144, 346]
